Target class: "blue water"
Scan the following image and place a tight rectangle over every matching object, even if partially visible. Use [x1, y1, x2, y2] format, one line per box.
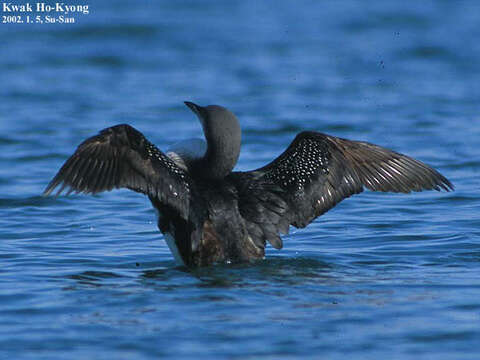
[1, 1, 479, 359]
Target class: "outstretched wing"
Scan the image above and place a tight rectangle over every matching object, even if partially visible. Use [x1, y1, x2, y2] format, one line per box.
[231, 131, 453, 249]
[43, 124, 192, 217]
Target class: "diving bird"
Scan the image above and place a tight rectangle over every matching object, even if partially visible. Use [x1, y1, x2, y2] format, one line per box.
[43, 102, 453, 267]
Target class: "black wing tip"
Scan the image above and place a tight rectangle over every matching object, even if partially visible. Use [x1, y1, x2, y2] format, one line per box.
[43, 179, 109, 198]
[437, 176, 454, 192]
[390, 171, 454, 193]
[42, 180, 67, 198]
[427, 166, 454, 193]
[42, 177, 61, 197]
[42, 188, 55, 197]
[41, 188, 52, 197]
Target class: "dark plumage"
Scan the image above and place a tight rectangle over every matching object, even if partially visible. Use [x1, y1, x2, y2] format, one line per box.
[44, 102, 453, 266]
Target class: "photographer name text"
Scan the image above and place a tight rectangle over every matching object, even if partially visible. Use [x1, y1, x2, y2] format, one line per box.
[2, 2, 89, 24]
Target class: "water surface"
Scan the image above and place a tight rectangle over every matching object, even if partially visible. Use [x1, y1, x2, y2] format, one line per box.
[1, 1, 479, 359]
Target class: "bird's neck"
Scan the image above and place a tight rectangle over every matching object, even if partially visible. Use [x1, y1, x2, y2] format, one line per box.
[194, 133, 240, 179]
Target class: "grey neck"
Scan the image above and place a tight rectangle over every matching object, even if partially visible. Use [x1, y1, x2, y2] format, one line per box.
[185, 103, 242, 180]
[198, 130, 240, 179]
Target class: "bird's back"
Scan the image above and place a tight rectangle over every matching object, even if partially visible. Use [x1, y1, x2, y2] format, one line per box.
[151, 179, 265, 266]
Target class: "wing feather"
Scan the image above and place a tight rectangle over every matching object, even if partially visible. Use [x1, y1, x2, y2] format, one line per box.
[43, 124, 192, 218]
[232, 131, 453, 249]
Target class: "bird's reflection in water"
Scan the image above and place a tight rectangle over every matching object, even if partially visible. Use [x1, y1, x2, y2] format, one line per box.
[138, 256, 335, 290]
